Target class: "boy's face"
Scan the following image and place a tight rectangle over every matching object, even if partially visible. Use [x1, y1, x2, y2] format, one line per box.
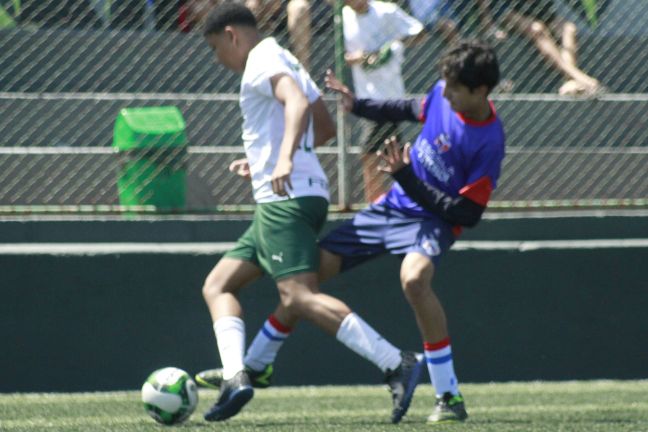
[442, 78, 487, 113]
[206, 29, 245, 72]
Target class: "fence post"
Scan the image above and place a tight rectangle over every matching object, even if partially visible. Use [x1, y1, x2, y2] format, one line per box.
[334, 0, 350, 211]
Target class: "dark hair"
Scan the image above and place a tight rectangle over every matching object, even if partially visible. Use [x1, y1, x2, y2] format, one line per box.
[439, 40, 500, 92]
[203, 2, 257, 37]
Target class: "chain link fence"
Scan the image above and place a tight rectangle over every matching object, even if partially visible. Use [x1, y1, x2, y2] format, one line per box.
[0, 0, 646, 214]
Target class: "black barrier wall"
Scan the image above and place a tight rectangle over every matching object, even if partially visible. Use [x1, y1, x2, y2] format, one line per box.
[2, 216, 648, 392]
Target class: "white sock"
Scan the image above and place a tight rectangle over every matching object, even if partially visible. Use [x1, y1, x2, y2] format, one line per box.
[336, 312, 401, 372]
[214, 316, 246, 380]
[244, 315, 292, 371]
[424, 338, 460, 396]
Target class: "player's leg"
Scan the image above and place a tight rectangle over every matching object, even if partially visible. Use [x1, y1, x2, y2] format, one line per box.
[262, 200, 421, 422]
[226, 250, 341, 384]
[199, 206, 423, 422]
[203, 228, 261, 422]
[316, 206, 425, 423]
[275, 272, 348, 334]
[376, 207, 466, 423]
[259, 198, 404, 377]
[275, 269, 422, 424]
[400, 252, 448, 343]
[195, 247, 341, 390]
[202, 257, 262, 322]
[399, 252, 467, 423]
[230, 249, 342, 372]
[197, 255, 262, 389]
[247, 197, 351, 378]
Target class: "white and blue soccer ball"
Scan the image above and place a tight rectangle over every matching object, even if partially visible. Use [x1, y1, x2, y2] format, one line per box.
[141, 367, 199, 425]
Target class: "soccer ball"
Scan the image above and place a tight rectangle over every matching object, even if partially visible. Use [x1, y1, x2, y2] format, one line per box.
[141, 367, 199, 425]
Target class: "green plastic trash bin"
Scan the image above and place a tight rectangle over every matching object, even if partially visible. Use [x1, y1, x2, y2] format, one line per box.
[113, 106, 187, 211]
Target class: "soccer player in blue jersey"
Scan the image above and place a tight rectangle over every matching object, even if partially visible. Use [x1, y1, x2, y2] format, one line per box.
[198, 39, 505, 424]
[321, 40, 504, 423]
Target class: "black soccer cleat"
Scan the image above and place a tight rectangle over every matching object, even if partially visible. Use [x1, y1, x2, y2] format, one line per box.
[196, 364, 274, 390]
[203, 370, 254, 422]
[427, 392, 468, 423]
[384, 351, 425, 424]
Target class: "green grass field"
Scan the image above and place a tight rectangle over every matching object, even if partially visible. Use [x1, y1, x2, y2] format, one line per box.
[2, 380, 647, 431]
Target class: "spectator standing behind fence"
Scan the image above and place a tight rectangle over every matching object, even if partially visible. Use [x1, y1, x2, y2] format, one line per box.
[486, 0, 605, 95]
[342, 0, 423, 203]
[180, 0, 312, 69]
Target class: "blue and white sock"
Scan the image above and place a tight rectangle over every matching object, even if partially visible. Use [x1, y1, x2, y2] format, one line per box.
[424, 338, 460, 396]
[244, 315, 292, 372]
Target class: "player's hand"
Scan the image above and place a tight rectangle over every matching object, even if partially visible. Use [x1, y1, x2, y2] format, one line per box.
[228, 158, 251, 180]
[325, 69, 355, 112]
[271, 157, 293, 197]
[377, 136, 411, 174]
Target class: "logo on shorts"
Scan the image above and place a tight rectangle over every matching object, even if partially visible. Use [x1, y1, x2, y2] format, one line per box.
[271, 252, 284, 263]
[421, 239, 441, 257]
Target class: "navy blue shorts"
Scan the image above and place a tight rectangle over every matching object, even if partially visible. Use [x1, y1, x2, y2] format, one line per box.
[319, 203, 455, 272]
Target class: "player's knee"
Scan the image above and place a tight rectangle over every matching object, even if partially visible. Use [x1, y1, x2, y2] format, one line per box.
[201, 278, 219, 303]
[278, 289, 309, 318]
[202, 272, 230, 303]
[400, 276, 429, 302]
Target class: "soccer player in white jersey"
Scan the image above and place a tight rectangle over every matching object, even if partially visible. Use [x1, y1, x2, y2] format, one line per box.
[200, 3, 424, 423]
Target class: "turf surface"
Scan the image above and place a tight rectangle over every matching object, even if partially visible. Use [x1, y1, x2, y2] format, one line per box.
[2, 380, 647, 431]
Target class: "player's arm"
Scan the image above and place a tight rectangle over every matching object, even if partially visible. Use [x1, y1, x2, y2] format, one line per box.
[352, 98, 423, 123]
[379, 138, 491, 227]
[270, 73, 311, 196]
[325, 69, 422, 123]
[393, 165, 491, 227]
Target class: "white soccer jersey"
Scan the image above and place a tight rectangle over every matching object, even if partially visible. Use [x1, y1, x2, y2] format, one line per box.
[343, 0, 423, 99]
[239, 37, 329, 204]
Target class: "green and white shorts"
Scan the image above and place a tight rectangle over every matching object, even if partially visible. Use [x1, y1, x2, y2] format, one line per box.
[224, 196, 328, 280]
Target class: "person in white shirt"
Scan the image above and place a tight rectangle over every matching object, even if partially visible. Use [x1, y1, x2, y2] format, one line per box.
[343, 0, 423, 202]
[200, 2, 424, 423]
